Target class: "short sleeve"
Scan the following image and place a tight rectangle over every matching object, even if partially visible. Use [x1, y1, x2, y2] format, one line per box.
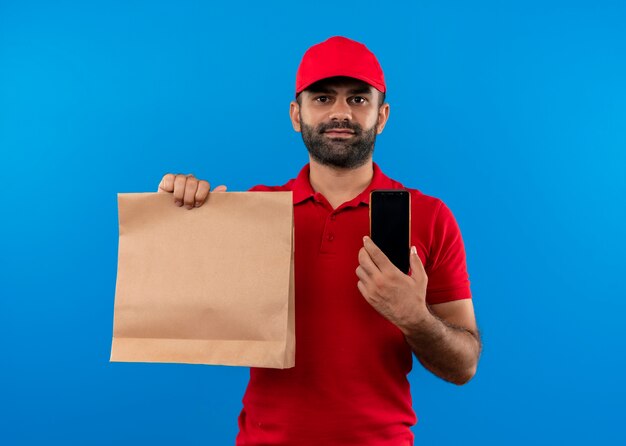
[425, 200, 472, 304]
[247, 185, 269, 192]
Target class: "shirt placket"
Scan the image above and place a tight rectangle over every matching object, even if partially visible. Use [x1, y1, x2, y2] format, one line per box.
[313, 193, 341, 255]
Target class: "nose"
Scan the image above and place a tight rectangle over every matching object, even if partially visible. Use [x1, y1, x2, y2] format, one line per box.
[328, 98, 352, 122]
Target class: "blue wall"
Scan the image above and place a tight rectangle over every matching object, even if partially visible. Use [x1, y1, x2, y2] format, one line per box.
[1, 1, 624, 444]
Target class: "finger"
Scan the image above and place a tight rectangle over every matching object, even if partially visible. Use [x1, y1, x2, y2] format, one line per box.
[158, 173, 175, 192]
[355, 265, 372, 283]
[194, 180, 210, 207]
[183, 177, 199, 209]
[357, 280, 369, 300]
[409, 246, 426, 279]
[172, 174, 188, 206]
[213, 185, 227, 192]
[362, 236, 394, 273]
[358, 246, 378, 276]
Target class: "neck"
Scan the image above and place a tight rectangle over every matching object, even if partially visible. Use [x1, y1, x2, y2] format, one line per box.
[308, 158, 374, 208]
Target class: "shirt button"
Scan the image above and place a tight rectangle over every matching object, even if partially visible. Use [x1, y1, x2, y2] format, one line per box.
[327, 233, 335, 241]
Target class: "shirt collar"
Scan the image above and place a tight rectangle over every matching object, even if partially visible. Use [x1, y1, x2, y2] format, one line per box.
[292, 161, 398, 206]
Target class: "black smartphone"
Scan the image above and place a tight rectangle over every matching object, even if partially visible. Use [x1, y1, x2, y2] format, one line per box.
[369, 190, 411, 274]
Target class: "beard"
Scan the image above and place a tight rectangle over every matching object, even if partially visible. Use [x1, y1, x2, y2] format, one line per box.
[300, 116, 377, 169]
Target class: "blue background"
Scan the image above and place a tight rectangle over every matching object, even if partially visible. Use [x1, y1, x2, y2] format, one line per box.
[1, 0, 625, 444]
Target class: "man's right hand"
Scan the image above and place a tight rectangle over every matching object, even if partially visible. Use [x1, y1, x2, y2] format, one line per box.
[157, 173, 227, 209]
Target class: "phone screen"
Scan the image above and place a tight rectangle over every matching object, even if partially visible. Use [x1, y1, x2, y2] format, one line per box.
[369, 190, 411, 274]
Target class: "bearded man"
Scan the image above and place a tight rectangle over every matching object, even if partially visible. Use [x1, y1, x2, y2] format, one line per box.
[158, 36, 482, 446]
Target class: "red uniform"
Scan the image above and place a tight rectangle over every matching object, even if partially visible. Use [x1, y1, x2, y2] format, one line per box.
[236, 162, 472, 445]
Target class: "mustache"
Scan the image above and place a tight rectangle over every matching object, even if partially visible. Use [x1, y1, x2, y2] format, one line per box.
[317, 121, 362, 134]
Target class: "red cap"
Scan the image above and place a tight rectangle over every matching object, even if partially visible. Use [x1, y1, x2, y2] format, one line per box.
[295, 36, 386, 97]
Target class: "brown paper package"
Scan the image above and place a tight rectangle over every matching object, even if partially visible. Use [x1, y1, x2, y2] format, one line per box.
[110, 192, 295, 369]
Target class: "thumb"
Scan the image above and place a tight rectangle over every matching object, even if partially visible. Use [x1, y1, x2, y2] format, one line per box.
[213, 185, 227, 192]
[409, 246, 425, 279]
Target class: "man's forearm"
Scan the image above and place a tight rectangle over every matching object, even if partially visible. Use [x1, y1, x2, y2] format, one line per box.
[400, 307, 482, 385]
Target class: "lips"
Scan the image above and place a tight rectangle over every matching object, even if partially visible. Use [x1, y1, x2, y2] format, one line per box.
[324, 129, 353, 133]
[324, 129, 355, 137]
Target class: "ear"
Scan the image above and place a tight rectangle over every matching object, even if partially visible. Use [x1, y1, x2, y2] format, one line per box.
[289, 100, 301, 132]
[376, 102, 390, 134]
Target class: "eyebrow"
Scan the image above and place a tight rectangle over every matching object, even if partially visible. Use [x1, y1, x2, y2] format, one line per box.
[306, 85, 373, 95]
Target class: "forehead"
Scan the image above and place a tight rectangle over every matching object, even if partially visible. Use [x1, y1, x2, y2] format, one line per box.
[303, 76, 375, 95]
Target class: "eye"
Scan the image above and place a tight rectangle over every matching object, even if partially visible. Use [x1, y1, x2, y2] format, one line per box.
[315, 96, 330, 103]
[352, 96, 368, 104]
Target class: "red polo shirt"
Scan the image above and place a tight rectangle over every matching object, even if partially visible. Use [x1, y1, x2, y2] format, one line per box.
[236, 162, 472, 446]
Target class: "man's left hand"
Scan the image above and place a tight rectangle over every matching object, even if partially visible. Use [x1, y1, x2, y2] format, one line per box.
[356, 236, 429, 334]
